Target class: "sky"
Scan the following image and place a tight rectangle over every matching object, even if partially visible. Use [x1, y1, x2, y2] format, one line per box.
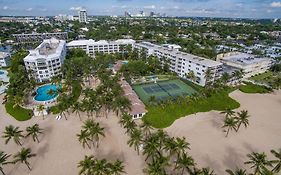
[0, 0, 281, 19]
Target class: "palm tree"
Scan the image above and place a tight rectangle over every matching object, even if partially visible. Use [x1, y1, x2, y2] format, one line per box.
[112, 96, 131, 117]
[77, 130, 91, 149]
[226, 168, 247, 175]
[36, 105, 46, 120]
[124, 120, 137, 134]
[143, 134, 161, 162]
[201, 167, 216, 175]
[127, 128, 143, 155]
[175, 152, 195, 175]
[271, 149, 281, 173]
[93, 158, 110, 175]
[236, 110, 250, 130]
[13, 148, 36, 171]
[25, 124, 44, 143]
[109, 160, 126, 175]
[2, 125, 24, 146]
[204, 68, 213, 87]
[148, 95, 157, 106]
[245, 152, 274, 175]
[12, 95, 24, 108]
[186, 70, 196, 83]
[119, 113, 131, 127]
[140, 120, 153, 138]
[82, 119, 105, 148]
[222, 117, 238, 137]
[144, 155, 169, 175]
[0, 151, 11, 175]
[72, 102, 82, 121]
[78, 155, 95, 175]
[220, 108, 236, 118]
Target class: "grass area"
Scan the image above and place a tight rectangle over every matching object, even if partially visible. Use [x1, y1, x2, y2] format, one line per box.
[132, 79, 196, 105]
[239, 82, 272, 94]
[50, 80, 82, 114]
[143, 88, 240, 128]
[250, 71, 273, 82]
[5, 101, 33, 121]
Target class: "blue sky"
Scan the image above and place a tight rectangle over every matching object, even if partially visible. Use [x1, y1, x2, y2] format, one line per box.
[0, 0, 281, 18]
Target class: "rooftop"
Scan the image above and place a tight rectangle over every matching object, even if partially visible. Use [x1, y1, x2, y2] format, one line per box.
[221, 52, 272, 66]
[0, 52, 10, 58]
[66, 39, 135, 47]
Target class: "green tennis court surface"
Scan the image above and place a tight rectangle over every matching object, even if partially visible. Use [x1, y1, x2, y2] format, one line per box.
[132, 79, 196, 105]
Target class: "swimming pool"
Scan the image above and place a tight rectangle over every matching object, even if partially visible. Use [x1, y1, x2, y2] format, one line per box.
[0, 71, 5, 75]
[34, 84, 60, 102]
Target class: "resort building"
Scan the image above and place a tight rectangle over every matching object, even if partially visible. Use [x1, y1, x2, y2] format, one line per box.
[66, 39, 135, 57]
[13, 32, 68, 43]
[24, 38, 66, 83]
[134, 42, 223, 86]
[79, 9, 88, 23]
[217, 52, 274, 78]
[0, 52, 11, 67]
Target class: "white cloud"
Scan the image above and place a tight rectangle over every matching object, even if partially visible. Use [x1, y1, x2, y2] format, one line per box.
[144, 5, 156, 9]
[26, 8, 33, 11]
[3, 6, 8, 10]
[270, 2, 281, 7]
[69, 6, 83, 11]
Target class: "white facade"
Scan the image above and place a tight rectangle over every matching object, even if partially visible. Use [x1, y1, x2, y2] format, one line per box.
[79, 9, 87, 23]
[13, 32, 68, 43]
[0, 52, 11, 67]
[24, 38, 66, 83]
[66, 39, 136, 57]
[135, 42, 223, 86]
[219, 52, 274, 78]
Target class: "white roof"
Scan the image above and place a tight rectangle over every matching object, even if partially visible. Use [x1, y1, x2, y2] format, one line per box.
[0, 52, 10, 58]
[24, 38, 66, 62]
[221, 52, 272, 66]
[66, 39, 135, 47]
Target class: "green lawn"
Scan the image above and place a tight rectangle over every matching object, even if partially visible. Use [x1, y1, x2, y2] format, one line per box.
[143, 89, 240, 128]
[239, 82, 271, 94]
[5, 101, 33, 121]
[250, 71, 273, 82]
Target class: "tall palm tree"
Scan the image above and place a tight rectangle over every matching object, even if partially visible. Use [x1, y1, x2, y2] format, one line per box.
[163, 137, 178, 159]
[127, 128, 143, 155]
[0, 151, 11, 175]
[140, 120, 153, 138]
[13, 148, 36, 171]
[12, 95, 24, 108]
[222, 117, 238, 137]
[78, 155, 95, 175]
[25, 124, 44, 143]
[236, 110, 250, 130]
[124, 120, 137, 134]
[112, 96, 131, 117]
[109, 160, 126, 175]
[245, 152, 274, 175]
[72, 102, 82, 121]
[220, 108, 236, 118]
[119, 113, 131, 127]
[143, 134, 161, 162]
[2, 125, 24, 146]
[204, 68, 213, 87]
[77, 130, 91, 149]
[83, 119, 105, 148]
[144, 155, 169, 175]
[271, 149, 281, 173]
[175, 152, 195, 175]
[186, 70, 196, 83]
[36, 105, 46, 120]
[93, 158, 110, 175]
[201, 167, 216, 175]
[148, 95, 157, 106]
[226, 168, 247, 175]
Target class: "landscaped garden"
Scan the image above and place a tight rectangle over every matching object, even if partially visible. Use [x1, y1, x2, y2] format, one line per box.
[239, 82, 272, 94]
[5, 101, 32, 121]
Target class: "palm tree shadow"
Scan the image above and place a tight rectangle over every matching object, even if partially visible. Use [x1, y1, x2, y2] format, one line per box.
[223, 146, 245, 170]
[202, 155, 223, 174]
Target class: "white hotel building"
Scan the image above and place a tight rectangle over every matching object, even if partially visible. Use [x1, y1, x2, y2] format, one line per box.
[24, 38, 66, 83]
[66, 39, 135, 57]
[134, 42, 223, 86]
[218, 52, 274, 78]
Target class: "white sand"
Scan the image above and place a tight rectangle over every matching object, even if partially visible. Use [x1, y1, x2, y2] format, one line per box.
[0, 90, 280, 175]
[166, 90, 281, 174]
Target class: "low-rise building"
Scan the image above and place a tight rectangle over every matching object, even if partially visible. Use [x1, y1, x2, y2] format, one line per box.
[0, 52, 11, 67]
[24, 38, 66, 83]
[218, 52, 274, 78]
[13, 32, 68, 43]
[66, 39, 135, 57]
[134, 42, 223, 86]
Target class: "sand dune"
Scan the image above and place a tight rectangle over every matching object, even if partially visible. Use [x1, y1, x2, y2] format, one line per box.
[0, 90, 280, 175]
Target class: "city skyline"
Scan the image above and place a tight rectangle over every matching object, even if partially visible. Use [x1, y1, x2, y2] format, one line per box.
[0, 0, 281, 19]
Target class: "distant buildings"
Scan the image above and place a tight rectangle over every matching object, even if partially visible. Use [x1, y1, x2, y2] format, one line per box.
[13, 32, 68, 44]
[134, 42, 223, 86]
[24, 38, 66, 83]
[0, 52, 11, 67]
[54, 14, 74, 22]
[66, 39, 135, 57]
[217, 52, 274, 78]
[78, 9, 88, 23]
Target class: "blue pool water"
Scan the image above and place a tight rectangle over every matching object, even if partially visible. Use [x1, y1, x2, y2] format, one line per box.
[122, 60, 129, 64]
[0, 71, 5, 75]
[34, 84, 59, 102]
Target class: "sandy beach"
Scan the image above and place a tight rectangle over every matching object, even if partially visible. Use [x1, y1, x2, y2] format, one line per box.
[0, 90, 281, 175]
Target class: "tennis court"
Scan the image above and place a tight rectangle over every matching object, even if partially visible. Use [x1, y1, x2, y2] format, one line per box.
[132, 79, 197, 105]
